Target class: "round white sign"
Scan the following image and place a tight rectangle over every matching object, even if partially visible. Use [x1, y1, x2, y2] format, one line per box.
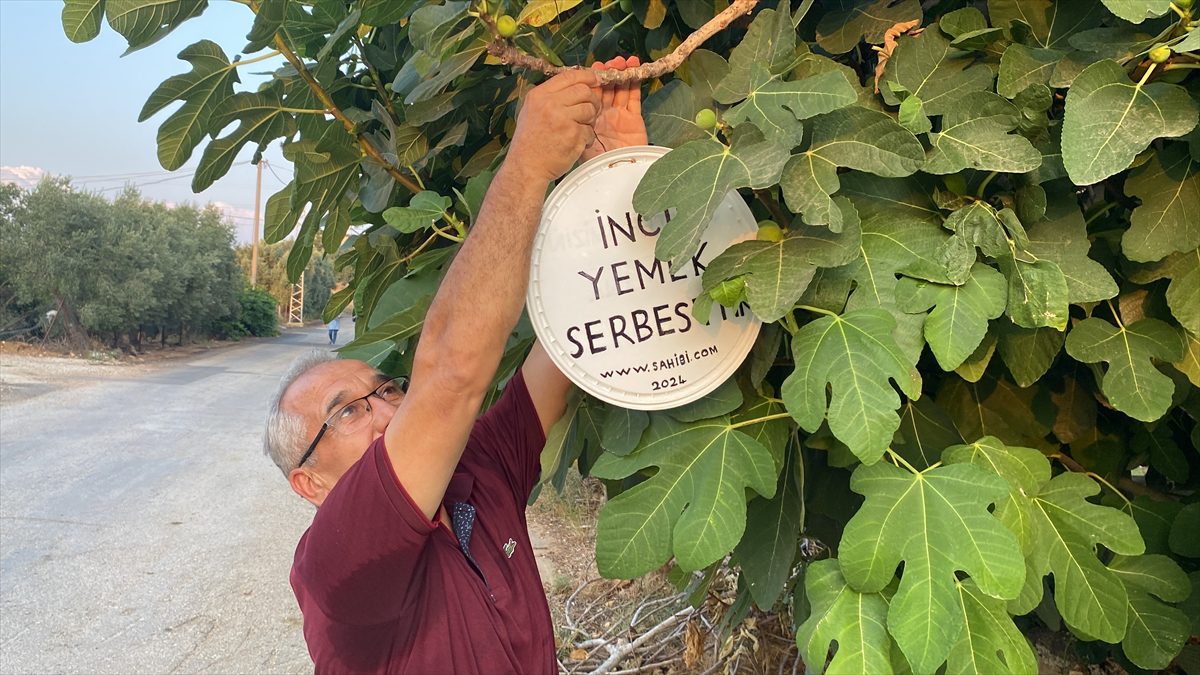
[526, 145, 761, 410]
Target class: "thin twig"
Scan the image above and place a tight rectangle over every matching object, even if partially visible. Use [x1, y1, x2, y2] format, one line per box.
[352, 33, 399, 122]
[565, 578, 609, 623]
[605, 656, 683, 674]
[1050, 452, 1173, 501]
[272, 35, 423, 194]
[630, 592, 687, 627]
[754, 189, 791, 226]
[487, 0, 759, 84]
[397, 233, 440, 264]
[1050, 451, 1086, 473]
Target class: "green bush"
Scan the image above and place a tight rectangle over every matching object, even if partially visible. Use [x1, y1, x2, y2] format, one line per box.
[234, 240, 339, 322]
[236, 287, 279, 337]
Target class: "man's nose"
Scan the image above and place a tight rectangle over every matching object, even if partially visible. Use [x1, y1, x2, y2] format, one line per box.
[370, 395, 399, 431]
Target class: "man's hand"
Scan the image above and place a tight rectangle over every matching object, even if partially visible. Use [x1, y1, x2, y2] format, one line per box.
[508, 70, 601, 184]
[582, 56, 648, 162]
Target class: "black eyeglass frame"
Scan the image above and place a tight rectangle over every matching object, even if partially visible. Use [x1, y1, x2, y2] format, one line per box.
[296, 376, 408, 469]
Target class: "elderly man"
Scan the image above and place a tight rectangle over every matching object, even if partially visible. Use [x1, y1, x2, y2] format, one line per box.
[263, 57, 646, 674]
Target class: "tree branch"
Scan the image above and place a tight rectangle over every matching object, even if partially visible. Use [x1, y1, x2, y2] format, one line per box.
[272, 35, 423, 195]
[486, 0, 759, 84]
[754, 188, 789, 225]
[1050, 452, 1176, 502]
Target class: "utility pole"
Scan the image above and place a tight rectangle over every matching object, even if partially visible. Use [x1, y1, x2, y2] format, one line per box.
[250, 159, 264, 287]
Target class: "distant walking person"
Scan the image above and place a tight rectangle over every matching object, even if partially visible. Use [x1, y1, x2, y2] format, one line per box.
[327, 318, 340, 345]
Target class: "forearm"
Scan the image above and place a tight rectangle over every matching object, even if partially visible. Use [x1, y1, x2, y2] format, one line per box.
[412, 160, 549, 394]
[380, 69, 597, 520]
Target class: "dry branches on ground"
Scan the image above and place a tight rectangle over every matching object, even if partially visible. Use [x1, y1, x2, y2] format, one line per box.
[554, 567, 802, 675]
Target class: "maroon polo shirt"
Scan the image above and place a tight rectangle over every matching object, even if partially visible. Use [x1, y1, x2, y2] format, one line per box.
[290, 370, 556, 674]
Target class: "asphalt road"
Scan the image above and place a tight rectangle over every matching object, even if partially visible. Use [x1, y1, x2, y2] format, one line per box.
[0, 327, 332, 674]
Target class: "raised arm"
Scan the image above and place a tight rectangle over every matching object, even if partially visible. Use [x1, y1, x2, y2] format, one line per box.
[523, 56, 648, 435]
[384, 70, 600, 520]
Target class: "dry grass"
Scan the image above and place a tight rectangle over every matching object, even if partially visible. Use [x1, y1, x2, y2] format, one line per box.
[528, 473, 804, 675]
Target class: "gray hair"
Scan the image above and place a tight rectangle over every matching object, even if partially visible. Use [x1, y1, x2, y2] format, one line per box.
[263, 349, 338, 476]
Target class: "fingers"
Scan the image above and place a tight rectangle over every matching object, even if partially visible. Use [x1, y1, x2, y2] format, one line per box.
[591, 55, 642, 112]
[567, 100, 600, 124]
[611, 56, 631, 109]
[573, 123, 597, 164]
[590, 60, 604, 100]
[602, 56, 623, 108]
[583, 84, 602, 117]
[558, 80, 600, 116]
[625, 55, 642, 116]
[544, 68, 599, 92]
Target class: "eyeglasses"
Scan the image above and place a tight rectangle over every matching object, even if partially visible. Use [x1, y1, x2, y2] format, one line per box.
[296, 376, 408, 469]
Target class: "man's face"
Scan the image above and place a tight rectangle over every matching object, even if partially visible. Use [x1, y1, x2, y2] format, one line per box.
[282, 359, 402, 506]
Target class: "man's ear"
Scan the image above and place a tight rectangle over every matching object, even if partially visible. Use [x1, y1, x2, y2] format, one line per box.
[289, 467, 328, 508]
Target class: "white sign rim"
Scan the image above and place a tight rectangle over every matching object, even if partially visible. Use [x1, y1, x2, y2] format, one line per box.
[526, 144, 761, 411]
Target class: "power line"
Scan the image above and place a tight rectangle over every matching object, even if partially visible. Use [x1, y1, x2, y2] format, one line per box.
[83, 160, 267, 193]
[265, 161, 291, 185]
[26, 162, 267, 229]
[72, 170, 177, 182]
[92, 171, 199, 192]
[69, 161, 254, 183]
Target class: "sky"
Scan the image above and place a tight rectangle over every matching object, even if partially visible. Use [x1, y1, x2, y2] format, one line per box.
[0, 0, 292, 243]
